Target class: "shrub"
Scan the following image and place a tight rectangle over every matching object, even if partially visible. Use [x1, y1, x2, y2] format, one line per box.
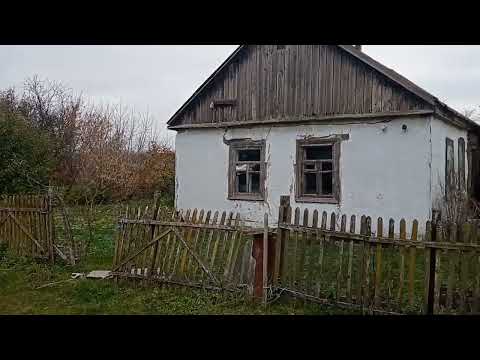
[0, 103, 53, 193]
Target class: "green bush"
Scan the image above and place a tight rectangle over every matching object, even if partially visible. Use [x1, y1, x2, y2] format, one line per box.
[0, 107, 53, 193]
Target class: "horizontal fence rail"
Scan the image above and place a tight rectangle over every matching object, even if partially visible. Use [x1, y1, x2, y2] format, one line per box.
[272, 197, 480, 315]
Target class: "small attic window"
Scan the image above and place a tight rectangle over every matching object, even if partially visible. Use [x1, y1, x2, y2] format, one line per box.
[210, 99, 237, 109]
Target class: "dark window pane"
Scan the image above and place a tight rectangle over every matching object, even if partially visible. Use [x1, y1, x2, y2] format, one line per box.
[305, 145, 332, 160]
[238, 149, 260, 162]
[250, 173, 260, 193]
[304, 163, 316, 171]
[321, 172, 333, 195]
[237, 173, 247, 193]
[304, 173, 317, 194]
[322, 162, 333, 171]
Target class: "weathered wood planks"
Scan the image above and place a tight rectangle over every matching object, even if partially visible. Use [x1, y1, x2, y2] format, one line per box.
[0, 194, 54, 261]
[113, 202, 250, 293]
[171, 45, 431, 128]
[274, 201, 480, 315]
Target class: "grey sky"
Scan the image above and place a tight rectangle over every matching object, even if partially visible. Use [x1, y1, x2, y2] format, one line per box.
[1, 45, 479, 142]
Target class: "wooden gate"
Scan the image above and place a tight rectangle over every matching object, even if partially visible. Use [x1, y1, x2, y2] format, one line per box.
[0, 195, 54, 262]
[112, 206, 255, 292]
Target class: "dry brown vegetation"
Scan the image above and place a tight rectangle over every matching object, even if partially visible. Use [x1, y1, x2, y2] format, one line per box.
[0, 76, 175, 203]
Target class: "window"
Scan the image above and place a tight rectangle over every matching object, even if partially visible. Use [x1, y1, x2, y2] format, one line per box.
[296, 137, 341, 203]
[445, 137, 455, 196]
[228, 140, 265, 201]
[458, 137, 466, 191]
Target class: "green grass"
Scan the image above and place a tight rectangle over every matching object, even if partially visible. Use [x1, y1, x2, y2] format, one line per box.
[0, 201, 360, 315]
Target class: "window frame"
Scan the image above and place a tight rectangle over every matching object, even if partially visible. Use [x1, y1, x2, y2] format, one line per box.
[445, 137, 455, 196]
[227, 139, 266, 202]
[458, 137, 466, 191]
[295, 137, 341, 204]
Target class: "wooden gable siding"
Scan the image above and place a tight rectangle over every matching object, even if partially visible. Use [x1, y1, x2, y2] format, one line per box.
[174, 45, 431, 128]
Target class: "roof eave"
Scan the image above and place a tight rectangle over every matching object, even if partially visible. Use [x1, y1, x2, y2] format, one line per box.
[166, 45, 246, 127]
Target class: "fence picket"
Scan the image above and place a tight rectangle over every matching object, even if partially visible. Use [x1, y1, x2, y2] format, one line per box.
[209, 211, 227, 275]
[408, 220, 418, 306]
[163, 210, 181, 278]
[423, 221, 432, 314]
[224, 213, 241, 280]
[433, 223, 443, 314]
[364, 217, 372, 310]
[357, 215, 366, 306]
[187, 209, 205, 279]
[312, 210, 321, 297]
[374, 217, 383, 308]
[194, 210, 211, 279]
[299, 209, 308, 292]
[292, 208, 300, 290]
[281, 206, 292, 287]
[346, 215, 355, 302]
[179, 209, 197, 276]
[397, 219, 406, 308]
[216, 212, 233, 279]
[444, 223, 455, 311]
[170, 209, 187, 278]
[336, 214, 346, 301]
[321, 211, 327, 230]
[458, 223, 467, 314]
[471, 224, 480, 314]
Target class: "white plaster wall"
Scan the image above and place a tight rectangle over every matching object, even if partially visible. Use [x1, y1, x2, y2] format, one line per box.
[430, 116, 469, 209]
[175, 116, 434, 234]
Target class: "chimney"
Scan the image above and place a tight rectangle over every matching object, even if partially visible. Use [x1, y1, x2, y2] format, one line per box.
[354, 45, 362, 51]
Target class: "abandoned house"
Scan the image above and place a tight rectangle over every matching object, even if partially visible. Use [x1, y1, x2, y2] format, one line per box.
[167, 45, 480, 232]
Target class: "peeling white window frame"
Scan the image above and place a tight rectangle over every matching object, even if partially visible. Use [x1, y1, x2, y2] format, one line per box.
[227, 139, 266, 201]
[295, 136, 343, 204]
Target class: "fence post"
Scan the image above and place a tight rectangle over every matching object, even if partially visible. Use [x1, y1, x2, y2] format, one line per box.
[252, 213, 273, 302]
[47, 186, 55, 265]
[252, 230, 264, 301]
[425, 214, 439, 314]
[262, 213, 269, 306]
[148, 197, 161, 279]
[274, 196, 290, 286]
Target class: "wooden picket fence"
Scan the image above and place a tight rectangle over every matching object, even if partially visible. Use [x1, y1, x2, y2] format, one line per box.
[112, 203, 255, 293]
[0, 194, 54, 262]
[270, 198, 480, 315]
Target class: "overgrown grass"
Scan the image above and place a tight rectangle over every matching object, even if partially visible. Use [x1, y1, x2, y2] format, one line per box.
[0, 200, 360, 315]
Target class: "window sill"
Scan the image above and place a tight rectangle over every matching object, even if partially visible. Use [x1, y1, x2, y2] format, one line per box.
[295, 196, 339, 205]
[228, 195, 265, 202]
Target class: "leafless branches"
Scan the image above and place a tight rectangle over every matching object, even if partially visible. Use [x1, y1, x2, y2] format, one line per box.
[434, 170, 472, 225]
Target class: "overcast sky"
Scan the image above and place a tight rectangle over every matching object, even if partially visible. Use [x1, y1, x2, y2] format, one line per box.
[1, 45, 479, 141]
